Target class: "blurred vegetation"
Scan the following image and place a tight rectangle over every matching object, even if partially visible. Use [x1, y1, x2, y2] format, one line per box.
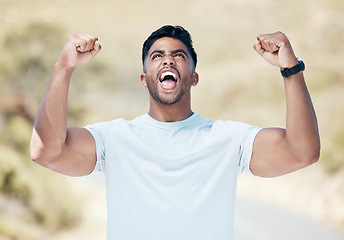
[321, 128, 344, 173]
[0, 0, 343, 238]
[0, 22, 100, 239]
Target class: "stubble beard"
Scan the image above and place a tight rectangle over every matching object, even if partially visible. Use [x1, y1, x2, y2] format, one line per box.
[145, 73, 190, 105]
[147, 82, 186, 105]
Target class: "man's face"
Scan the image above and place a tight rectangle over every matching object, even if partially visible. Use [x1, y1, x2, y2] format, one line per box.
[141, 37, 198, 105]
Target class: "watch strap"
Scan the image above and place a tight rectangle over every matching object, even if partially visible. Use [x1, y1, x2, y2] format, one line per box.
[280, 58, 305, 78]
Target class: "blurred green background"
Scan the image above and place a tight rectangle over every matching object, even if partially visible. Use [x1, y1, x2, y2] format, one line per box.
[0, 0, 343, 239]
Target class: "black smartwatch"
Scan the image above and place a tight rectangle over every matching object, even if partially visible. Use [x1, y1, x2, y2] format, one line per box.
[280, 58, 305, 78]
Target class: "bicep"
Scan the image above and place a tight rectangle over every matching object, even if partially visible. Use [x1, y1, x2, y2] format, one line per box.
[52, 127, 97, 176]
[250, 128, 305, 178]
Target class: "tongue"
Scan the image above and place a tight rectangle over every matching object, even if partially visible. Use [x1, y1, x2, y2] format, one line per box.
[160, 80, 177, 90]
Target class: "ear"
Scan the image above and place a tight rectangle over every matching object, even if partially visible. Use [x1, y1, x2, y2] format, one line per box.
[140, 73, 147, 87]
[191, 72, 199, 86]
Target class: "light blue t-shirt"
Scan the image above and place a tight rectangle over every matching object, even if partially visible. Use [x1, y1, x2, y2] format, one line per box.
[85, 113, 261, 240]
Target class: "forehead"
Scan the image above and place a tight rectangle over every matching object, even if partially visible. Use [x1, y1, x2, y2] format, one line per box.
[148, 37, 189, 54]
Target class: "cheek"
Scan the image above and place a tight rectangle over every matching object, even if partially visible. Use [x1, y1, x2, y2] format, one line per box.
[146, 72, 156, 82]
[145, 65, 160, 79]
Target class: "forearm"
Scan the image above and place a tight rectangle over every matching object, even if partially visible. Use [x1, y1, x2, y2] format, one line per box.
[251, 32, 320, 177]
[284, 71, 320, 163]
[30, 64, 74, 162]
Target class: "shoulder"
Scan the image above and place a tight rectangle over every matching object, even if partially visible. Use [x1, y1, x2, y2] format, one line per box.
[213, 119, 257, 132]
[85, 118, 126, 131]
[212, 119, 261, 143]
[191, 115, 258, 133]
[84, 115, 150, 137]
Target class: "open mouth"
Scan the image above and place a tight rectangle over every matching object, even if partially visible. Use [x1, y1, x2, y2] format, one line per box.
[159, 71, 178, 90]
[160, 71, 177, 82]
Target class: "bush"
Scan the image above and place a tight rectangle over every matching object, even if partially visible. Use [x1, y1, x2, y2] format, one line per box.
[0, 22, 85, 239]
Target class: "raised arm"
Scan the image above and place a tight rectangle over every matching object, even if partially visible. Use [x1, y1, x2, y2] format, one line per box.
[30, 32, 102, 177]
[250, 32, 320, 178]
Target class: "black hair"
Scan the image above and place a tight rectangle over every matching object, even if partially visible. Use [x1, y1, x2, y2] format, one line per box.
[142, 25, 197, 69]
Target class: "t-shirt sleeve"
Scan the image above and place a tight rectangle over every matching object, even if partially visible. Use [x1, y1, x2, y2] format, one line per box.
[84, 120, 116, 173]
[227, 121, 262, 174]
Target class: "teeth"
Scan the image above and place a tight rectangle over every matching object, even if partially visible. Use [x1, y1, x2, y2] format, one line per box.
[160, 71, 176, 81]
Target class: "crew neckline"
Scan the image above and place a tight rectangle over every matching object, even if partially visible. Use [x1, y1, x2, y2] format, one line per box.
[143, 113, 199, 127]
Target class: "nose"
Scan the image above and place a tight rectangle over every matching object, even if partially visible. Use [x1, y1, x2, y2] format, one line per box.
[163, 56, 175, 66]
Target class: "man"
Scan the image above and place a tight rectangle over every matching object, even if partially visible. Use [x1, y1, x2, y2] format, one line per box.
[30, 25, 320, 239]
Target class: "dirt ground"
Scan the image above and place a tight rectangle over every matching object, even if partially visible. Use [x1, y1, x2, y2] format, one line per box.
[50, 174, 107, 240]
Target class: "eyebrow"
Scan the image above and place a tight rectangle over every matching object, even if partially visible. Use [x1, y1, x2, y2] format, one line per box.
[172, 49, 188, 56]
[149, 49, 189, 58]
[149, 50, 164, 58]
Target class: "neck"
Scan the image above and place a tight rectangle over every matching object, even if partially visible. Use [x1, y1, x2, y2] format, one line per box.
[148, 97, 193, 122]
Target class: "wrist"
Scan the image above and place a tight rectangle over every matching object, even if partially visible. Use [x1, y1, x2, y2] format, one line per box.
[52, 63, 75, 83]
[280, 58, 305, 78]
[54, 61, 75, 75]
[284, 57, 299, 69]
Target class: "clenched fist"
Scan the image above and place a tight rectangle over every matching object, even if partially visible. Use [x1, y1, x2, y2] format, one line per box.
[253, 31, 298, 69]
[56, 32, 102, 71]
